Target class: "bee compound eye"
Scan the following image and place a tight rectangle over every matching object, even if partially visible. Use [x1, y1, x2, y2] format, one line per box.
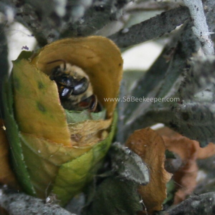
[50, 66, 62, 80]
[60, 87, 73, 98]
[52, 66, 62, 75]
[56, 76, 74, 87]
[58, 76, 73, 87]
[72, 77, 89, 95]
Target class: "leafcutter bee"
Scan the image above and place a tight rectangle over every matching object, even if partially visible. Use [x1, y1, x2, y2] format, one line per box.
[48, 60, 100, 112]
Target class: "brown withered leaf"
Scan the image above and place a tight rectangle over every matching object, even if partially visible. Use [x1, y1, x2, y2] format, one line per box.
[197, 142, 215, 159]
[161, 133, 199, 205]
[156, 127, 181, 138]
[157, 127, 215, 204]
[0, 120, 18, 188]
[157, 127, 215, 160]
[126, 128, 172, 215]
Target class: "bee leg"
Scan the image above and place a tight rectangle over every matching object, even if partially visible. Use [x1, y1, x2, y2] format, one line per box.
[89, 95, 98, 112]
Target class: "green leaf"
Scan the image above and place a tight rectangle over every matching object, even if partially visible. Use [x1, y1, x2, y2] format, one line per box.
[163, 179, 175, 205]
[165, 150, 176, 159]
[65, 109, 106, 124]
[109, 142, 149, 185]
[2, 75, 35, 196]
[3, 51, 118, 205]
[52, 113, 117, 206]
[15, 50, 32, 61]
[84, 178, 143, 215]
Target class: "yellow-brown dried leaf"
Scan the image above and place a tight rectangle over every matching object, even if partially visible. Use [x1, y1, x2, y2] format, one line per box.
[31, 36, 123, 118]
[69, 118, 112, 146]
[13, 59, 71, 146]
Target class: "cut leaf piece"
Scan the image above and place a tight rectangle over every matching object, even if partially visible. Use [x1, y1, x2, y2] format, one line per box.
[52, 113, 117, 205]
[65, 109, 106, 123]
[3, 36, 122, 205]
[126, 128, 172, 214]
[31, 36, 123, 118]
[68, 117, 112, 147]
[12, 58, 71, 147]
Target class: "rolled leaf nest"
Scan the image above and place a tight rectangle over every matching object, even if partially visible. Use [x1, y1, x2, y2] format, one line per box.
[3, 36, 123, 205]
